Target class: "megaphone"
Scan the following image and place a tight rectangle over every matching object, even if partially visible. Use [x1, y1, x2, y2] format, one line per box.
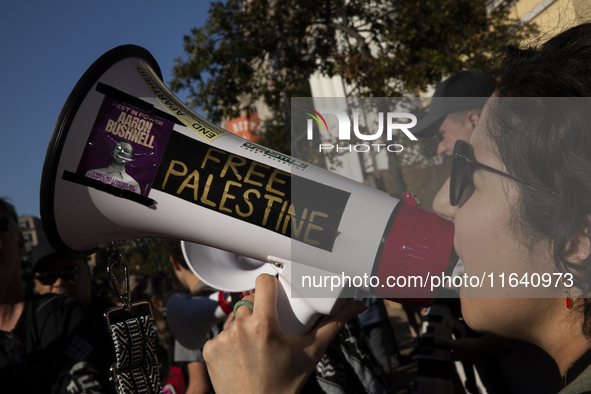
[166, 291, 232, 351]
[40, 45, 455, 336]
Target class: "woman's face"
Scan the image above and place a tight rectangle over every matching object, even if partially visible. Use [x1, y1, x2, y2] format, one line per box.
[433, 105, 558, 339]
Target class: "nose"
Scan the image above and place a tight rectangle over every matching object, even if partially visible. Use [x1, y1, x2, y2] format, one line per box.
[433, 177, 456, 221]
[53, 276, 67, 288]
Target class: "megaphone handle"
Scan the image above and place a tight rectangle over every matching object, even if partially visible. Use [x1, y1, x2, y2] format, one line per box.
[275, 275, 322, 336]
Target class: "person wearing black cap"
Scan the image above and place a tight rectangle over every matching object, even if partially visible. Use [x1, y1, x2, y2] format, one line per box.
[413, 71, 495, 156]
[32, 240, 117, 368]
[32, 240, 94, 307]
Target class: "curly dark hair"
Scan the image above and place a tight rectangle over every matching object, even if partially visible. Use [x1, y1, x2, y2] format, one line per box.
[489, 23, 591, 338]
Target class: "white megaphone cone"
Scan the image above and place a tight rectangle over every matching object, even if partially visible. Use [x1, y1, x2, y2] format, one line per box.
[41, 45, 455, 336]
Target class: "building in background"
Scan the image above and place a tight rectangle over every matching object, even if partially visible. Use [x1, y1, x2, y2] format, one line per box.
[19, 215, 46, 265]
[221, 97, 273, 142]
[511, 0, 591, 32]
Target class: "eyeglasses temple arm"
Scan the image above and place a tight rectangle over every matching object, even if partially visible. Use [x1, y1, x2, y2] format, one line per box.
[459, 154, 555, 195]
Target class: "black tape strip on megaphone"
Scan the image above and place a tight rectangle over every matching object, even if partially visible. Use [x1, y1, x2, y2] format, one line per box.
[95, 82, 182, 127]
[62, 171, 157, 209]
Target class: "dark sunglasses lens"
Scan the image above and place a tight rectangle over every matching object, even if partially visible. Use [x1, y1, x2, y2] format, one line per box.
[36, 266, 82, 285]
[36, 274, 58, 285]
[457, 172, 475, 206]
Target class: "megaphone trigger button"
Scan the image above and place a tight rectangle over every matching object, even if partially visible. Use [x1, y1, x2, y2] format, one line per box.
[272, 261, 284, 269]
[267, 256, 289, 271]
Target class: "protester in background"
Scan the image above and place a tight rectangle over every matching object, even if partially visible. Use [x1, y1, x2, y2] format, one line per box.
[32, 239, 117, 366]
[413, 70, 495, 156]
[166, 239, 218, 394]
[129, 272, 148, 294]
[0, 198, 112, 393]
[356, 297, 411, 379]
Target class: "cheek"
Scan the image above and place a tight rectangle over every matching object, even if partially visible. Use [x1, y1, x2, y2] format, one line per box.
[452, 185, 519, 274]
[461, 298, 506, 333]
[35, 281, 51, 294]
[454, 206, 503, 273]
[440, 137, 454, 151]
[459, 125, 474, 142]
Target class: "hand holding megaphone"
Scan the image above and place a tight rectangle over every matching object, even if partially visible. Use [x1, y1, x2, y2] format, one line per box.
[40, 44, 455, 337]
[202, 274, 369, 394]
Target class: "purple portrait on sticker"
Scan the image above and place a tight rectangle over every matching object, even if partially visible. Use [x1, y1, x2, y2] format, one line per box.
[76, 96, 174, 196]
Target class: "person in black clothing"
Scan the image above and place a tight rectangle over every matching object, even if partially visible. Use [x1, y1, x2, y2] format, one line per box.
[0, 198, 112, 393]
[32, 239, 117, 367]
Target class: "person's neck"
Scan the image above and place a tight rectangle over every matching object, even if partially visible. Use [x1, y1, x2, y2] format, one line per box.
[184, 275, 203, 294]
[537, 302, 591, 376]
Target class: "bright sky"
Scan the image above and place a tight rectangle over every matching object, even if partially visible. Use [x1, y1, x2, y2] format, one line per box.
[0, 1, 212, 217]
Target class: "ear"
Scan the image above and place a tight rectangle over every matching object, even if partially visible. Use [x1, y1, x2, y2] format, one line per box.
[170, 255, 181, 272]
[466, 111, 480, 130]
[151, 294, 163, 310]
[564, 214, 591, 264]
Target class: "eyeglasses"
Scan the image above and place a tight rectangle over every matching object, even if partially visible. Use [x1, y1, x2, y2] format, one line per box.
[35, 265, 85, 285]
[450, 140, 554, 207]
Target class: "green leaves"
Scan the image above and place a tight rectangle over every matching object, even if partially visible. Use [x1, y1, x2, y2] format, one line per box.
[170, 0, 537, 164]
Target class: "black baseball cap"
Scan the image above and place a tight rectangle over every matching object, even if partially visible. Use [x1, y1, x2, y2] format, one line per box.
[414, 71, 496, 137]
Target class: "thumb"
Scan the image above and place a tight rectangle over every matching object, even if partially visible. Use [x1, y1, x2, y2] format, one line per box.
[308, 300, 368, 359]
